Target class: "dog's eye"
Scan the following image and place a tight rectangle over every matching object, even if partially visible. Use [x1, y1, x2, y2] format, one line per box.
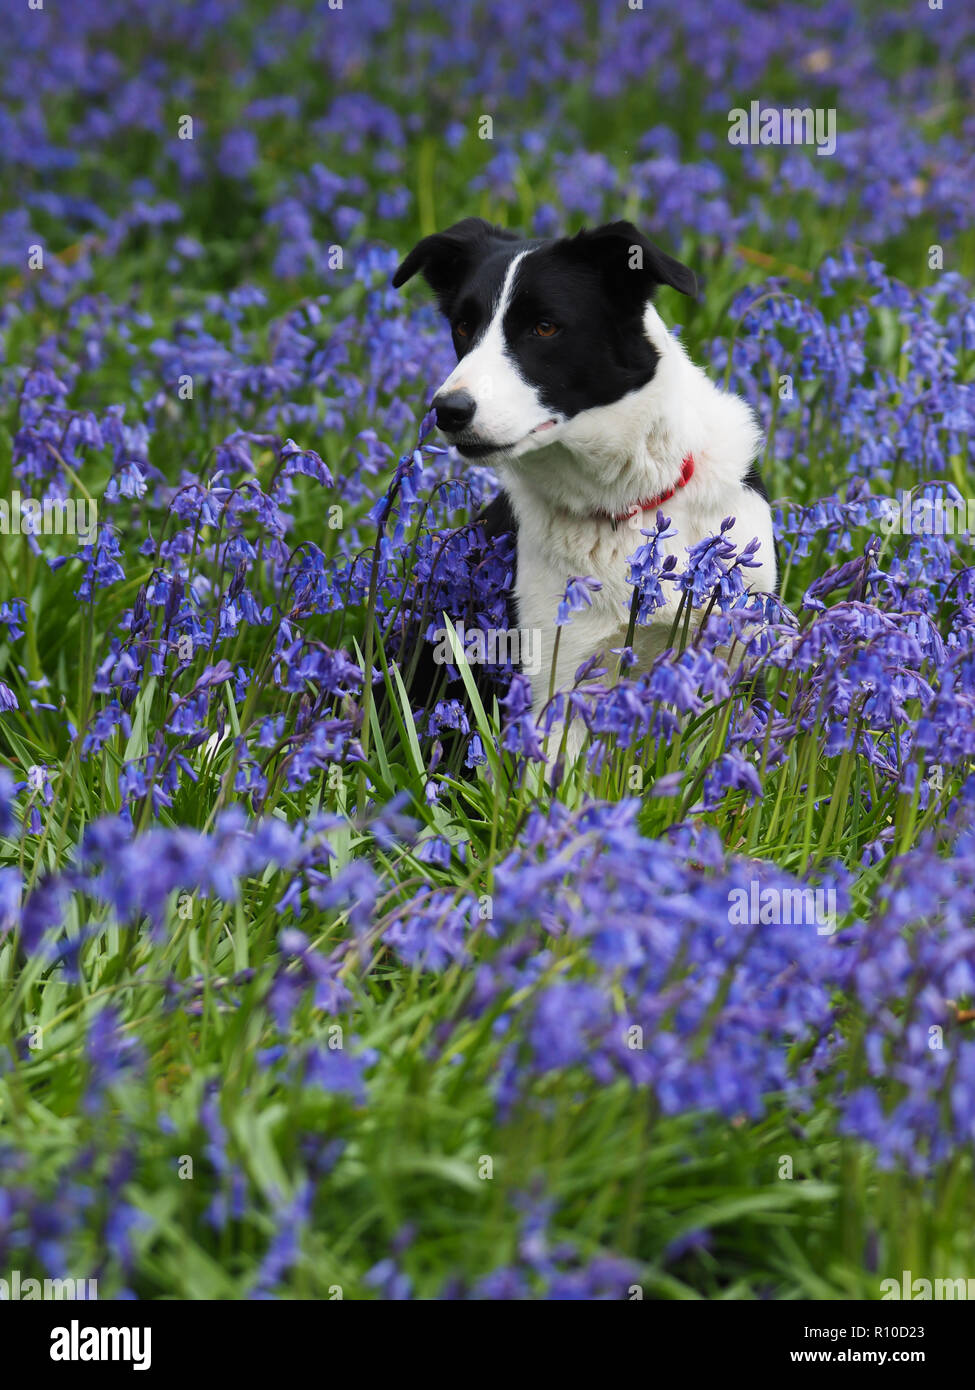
[532, 320, 559, 338]
[454, 320, 471, 338]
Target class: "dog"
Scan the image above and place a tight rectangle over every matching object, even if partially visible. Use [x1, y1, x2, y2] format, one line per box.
[393, 218, 777, 761]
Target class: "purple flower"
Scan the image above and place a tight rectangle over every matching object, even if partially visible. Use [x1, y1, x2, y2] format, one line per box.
[556, 575, 602, 625]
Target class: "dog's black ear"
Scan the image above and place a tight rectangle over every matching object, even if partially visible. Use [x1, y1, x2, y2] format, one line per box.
[565, 221, 698, 301]
[392, 218, 519, 310]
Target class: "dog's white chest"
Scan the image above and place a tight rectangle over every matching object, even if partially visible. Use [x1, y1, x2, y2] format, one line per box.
[511, 484, 776, 719]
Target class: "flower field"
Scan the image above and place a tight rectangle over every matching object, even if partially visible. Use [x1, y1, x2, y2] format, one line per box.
[1, 0, 974, 1302]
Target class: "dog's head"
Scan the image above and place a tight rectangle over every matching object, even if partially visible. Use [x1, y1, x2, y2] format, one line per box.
[392, 218, 697, 462]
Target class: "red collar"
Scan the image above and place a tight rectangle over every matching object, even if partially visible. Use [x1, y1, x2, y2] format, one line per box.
[603, 454, 695, 530]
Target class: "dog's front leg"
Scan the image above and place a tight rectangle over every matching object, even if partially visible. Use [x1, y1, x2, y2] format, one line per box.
[528, 612, 618, 778]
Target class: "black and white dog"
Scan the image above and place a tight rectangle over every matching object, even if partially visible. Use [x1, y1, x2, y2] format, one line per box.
[393, 218, 776, 758]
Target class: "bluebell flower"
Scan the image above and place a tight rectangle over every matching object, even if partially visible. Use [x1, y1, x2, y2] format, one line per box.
[556, 575, 602, 625]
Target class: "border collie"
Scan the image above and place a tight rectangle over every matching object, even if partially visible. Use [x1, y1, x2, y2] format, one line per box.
[393, 218, 776, 759]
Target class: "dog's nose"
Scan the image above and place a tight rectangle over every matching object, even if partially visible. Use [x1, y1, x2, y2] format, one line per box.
[432, 389, 476, 434]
